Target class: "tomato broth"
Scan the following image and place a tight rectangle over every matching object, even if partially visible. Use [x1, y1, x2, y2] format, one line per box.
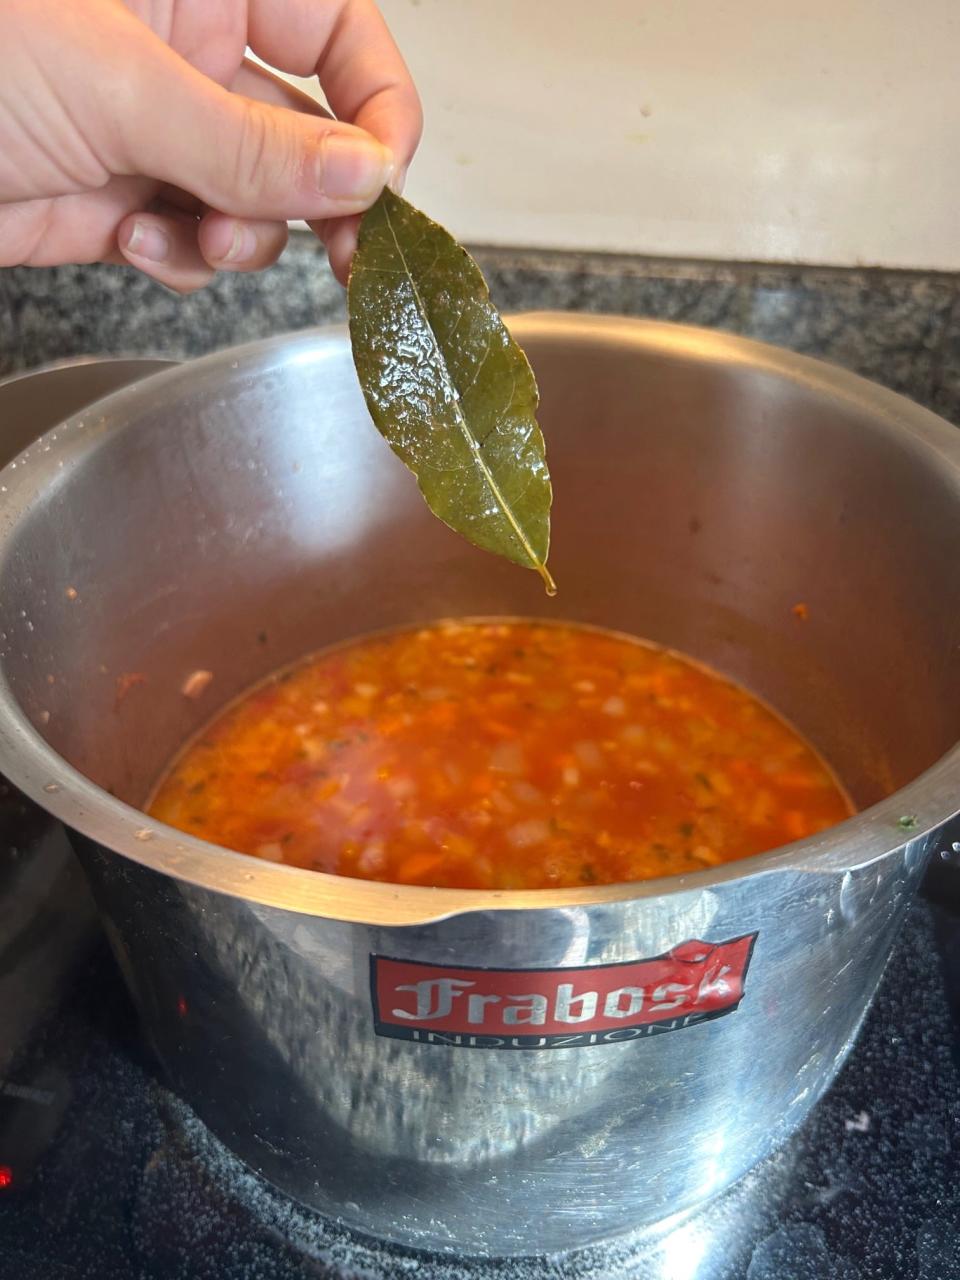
[149, 620, 852, 890]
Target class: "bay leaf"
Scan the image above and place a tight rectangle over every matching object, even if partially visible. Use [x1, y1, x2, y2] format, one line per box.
[347, 188, 555, 594]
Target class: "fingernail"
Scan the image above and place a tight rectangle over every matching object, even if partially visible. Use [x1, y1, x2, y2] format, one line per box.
[318, 134, 394, 202]
[389, 165, 407, 196]
[125, 220, 169, 263]
[217, 222, 257, 264]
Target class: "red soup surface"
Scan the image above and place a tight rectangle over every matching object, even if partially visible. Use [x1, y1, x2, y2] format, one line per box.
[148, 620, 853, 889]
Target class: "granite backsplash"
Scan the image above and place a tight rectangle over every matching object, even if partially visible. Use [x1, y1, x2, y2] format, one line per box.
[2, 233, 960, 425]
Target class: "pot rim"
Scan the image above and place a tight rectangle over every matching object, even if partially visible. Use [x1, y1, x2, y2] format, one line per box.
[1, 312, 958, 926]
[0, 355, 177, 386]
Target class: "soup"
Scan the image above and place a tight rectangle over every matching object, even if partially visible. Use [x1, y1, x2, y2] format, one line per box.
[148, 620, 852, 889]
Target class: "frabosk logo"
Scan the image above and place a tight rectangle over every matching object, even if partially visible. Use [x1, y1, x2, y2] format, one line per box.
[370, 934, 758, 1050]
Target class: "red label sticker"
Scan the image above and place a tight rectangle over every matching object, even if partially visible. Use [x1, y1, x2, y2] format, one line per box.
[370, 934, 758, 1050]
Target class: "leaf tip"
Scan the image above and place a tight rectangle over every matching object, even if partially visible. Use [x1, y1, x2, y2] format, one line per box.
[539, 564, 558, 597]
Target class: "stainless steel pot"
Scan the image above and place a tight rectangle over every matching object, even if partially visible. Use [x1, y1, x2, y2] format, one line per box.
[0, 356, 177, 464]
[0, 357, 176, 1078]
[0, 314, 957, 1256]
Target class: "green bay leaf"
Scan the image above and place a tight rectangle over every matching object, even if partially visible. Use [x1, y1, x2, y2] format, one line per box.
[347, 188, 555, 594]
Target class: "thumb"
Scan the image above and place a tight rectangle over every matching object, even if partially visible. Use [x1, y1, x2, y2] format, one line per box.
[116, 42, 394, 221]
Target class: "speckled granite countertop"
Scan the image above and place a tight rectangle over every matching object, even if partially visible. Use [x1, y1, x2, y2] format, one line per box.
[3, 232, 960, 425]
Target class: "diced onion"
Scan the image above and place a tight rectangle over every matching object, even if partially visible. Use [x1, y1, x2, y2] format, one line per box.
[491, 741, 525, 774]
[507, 819, 550, 848]
[511, 780, 543, 806]
[358, 839, 387, 873]
[490, 789, 516, 816]
[574, 740, 604, 770]
[621, 723, 648, 746]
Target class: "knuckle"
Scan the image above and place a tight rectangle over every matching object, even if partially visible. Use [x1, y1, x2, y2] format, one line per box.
[227, 104, 292, 208]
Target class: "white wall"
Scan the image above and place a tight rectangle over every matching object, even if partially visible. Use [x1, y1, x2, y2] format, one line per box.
[289, 0, 960, 269]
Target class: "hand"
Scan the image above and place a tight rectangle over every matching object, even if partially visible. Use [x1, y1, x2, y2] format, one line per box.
[0, 0, 421, 290]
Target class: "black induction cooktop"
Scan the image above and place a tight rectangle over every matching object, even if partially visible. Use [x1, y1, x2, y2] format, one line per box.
[2, 775, 960, 1280]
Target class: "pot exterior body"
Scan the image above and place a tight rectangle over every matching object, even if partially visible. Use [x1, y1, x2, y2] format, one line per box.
[74, 833, 932, 1255]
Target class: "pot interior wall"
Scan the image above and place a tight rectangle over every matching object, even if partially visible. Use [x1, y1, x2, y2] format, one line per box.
[2, 323, 959, 817]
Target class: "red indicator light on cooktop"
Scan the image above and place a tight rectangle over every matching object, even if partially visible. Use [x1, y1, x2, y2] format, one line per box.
[0, 1166, 14, 1190]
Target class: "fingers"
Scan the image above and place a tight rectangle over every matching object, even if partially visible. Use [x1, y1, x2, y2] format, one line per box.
[309, 213, 360, 287]
[0, 176, 159, 267]
[245, 2, 421, 285]
[198, 211, 289, 272]
[230, 58, 333, 119]
[118, 209, 215, 293]
[317, 2, 422, 175]
[248, 0, 422, 169]
[118, 207, 289, 292]
[10, 2, 418, 283]
[310, 157, 406, 286]
[115, 33, 395, 223]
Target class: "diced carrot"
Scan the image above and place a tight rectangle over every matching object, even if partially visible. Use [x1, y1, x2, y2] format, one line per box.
[484, 720, 517, 738]
[649, 670, 673, 696]
[114, 671, 147, 709]
[377, 716, 408, 736]
[425, 702, 458, 729]
[783, 810, 809, 840]
[396, 852, 446, 883]
[727, 759, 761, 782]
[777, 770, 821, 790]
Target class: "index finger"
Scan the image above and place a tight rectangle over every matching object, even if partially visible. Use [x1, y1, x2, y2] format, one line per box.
[247, 0, 423, 170]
